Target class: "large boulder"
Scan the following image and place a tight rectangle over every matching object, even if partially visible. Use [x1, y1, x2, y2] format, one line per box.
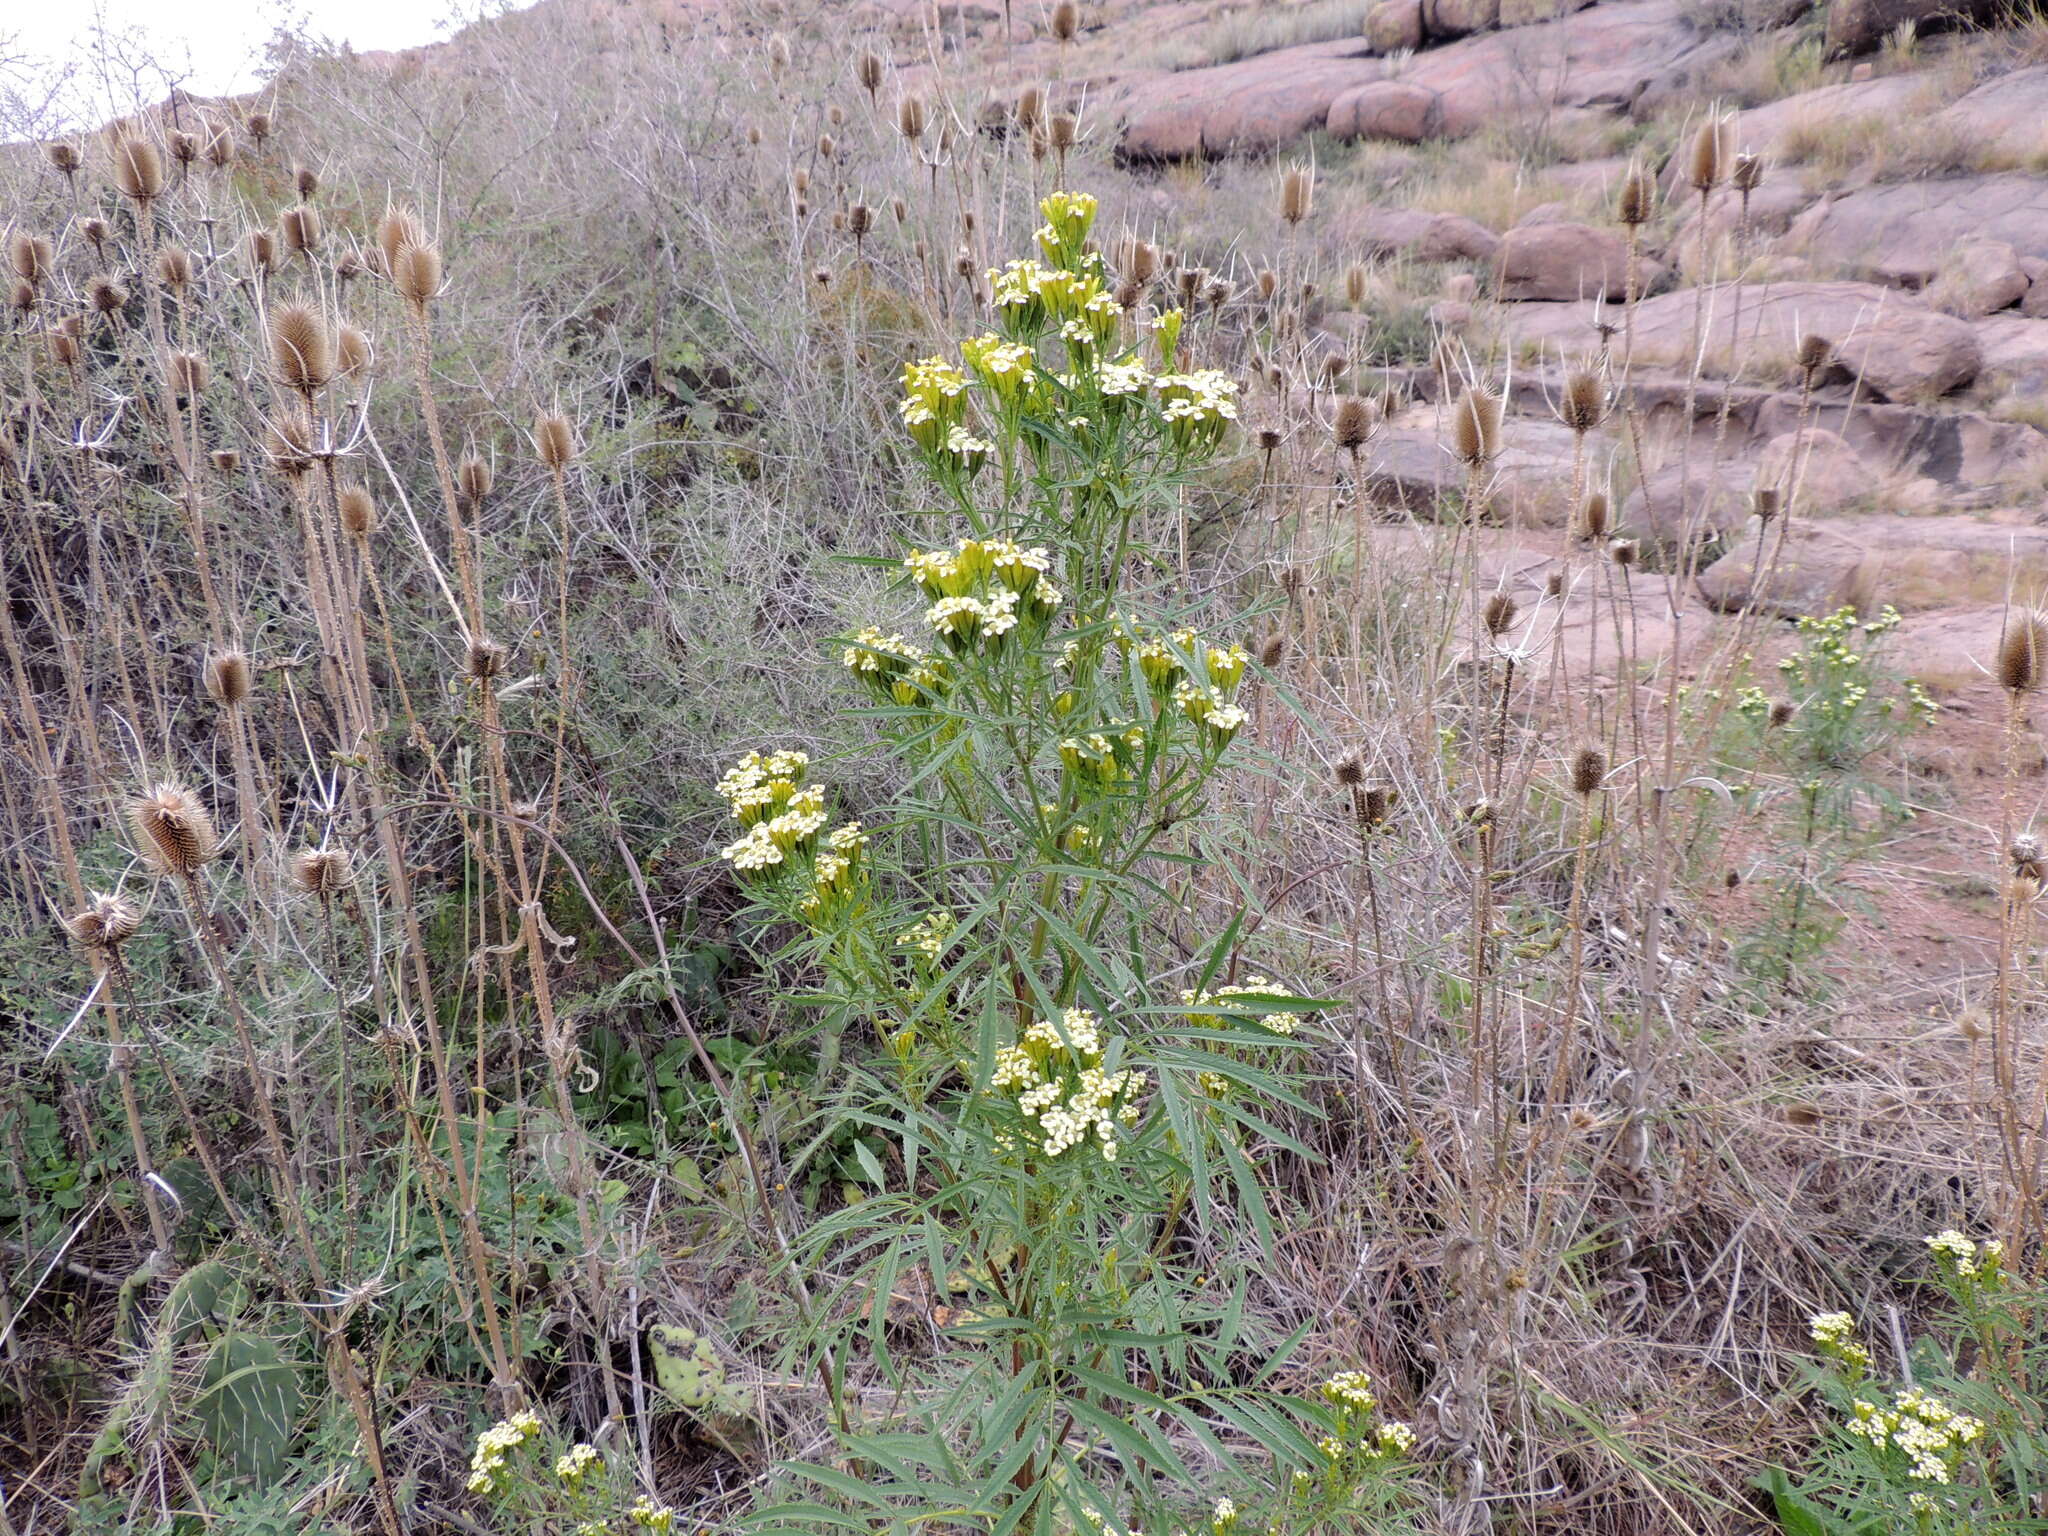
[1499, 0, 1595, 26]
[1336, 205, 1502, 264]
[1365, 0, 1425, 50]
[1937, 67, 2048, 161]
[1621, 463, 1751, 549]
[1328, 81, 1443, 143]
[1927, 239, 2029, 318]
[1825, 0, 1999, 54]
[1975, 315, 2048, 390]
[1496, 281, 1983, 402]
[1115, 41, 1380, 161]
[1424, 0, 1499, 36]
[1789, 176, 2048, 290]
[1695, 521, 1873, 619]
[1754, 429, 1884, 513]
[1496, 221, 1662, 301]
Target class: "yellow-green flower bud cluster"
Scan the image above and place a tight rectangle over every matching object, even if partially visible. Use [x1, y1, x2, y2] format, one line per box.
[715, 753, 868, 919]
[1155, 368, 1240, 452]
[1925, 1229, 2004, 1296]
[1294, 1370, 1414, 1502]
[895, 910, 953, 963]
[1059, 724, 1148, 789]
[842, 626, 952, 708]
[1808, 1311, 1871, 1376]
[465, 1410, 541, 1495]
[905, 537, 1062, 657]
[1843, 1389, 1984, 1484]
[628, 1496, 678, 1532]
[554, 1442, 601, 1485]
[1183, 976, 1300, 1035]
[1036, 189, 1098, 269]
[988, 1006, 1147, 1162]
[1120, 624, 1250, 743]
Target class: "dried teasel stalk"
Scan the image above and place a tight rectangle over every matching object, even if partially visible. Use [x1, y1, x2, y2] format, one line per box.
[1559, 369, 1605, 433]
[1052, 0, 1081, 39]
[897, 94, 928, 141]
[127, 783, 219, 877]
[281, 205, 322, 257]
[8, 232, 52, 286]
[1332, 396, 1378, 451]
[1482, 590, 1519, 639]
[1280, 162, 1313, 226]
[1575, 490, 1610, 543]
[156, 246, 192, 291]
[391, 242, 443, 306]
[1617, 161, 1655, 227]
[1686, 113, 1736, 193]
[168, 351, 209, 398]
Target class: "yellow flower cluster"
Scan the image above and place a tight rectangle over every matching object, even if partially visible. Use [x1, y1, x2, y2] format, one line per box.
[1035, 189, 1098, 268]
[628, 1496, 677, 1532]
[1843, 1389, 1984, 1484]
[896, 910, 953, 962]
[987, 257, 1122, 351]
[899, 355, 994, 474]
[1155, 369, 1239, 451]
[1808, 1311, 1871, 1375]
[1059, 724, 1148, 788]
[904, 538, 1062, 656]
[714, 753, 867, 913]
[961, 332, 1037, 406]
[553, 1442, 601, 1485]
[1182, 976, 1301, 1035]
[1119, 624, 1251, 743]
[1925, 1229, 2004, 1288]
[842, 626, 952, 707]
[465, 1409, 541, 1495]
[1320, 1371, 1377, 1413]
[988, 1006, 1147, 1161]
[800, 822, 870, 920]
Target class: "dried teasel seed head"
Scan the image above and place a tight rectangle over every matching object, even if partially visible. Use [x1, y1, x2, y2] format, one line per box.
[1451, 385, 1503, 467]
[1768, 698, 1796, 728]
[1545, 569, 1565, 598]
[168, 130, 198, 166]
[2012, 873, 2043, 907]
[747, 124, 762, 147]
[818, 133, 837, 160]
[290, 846, 352, 896]
[211, 448, 240, 473]
[336, 324, 370, 376]
[897, 94, 928, 141]
[82, 217, 110, 248]
[1203, 277, 1234, 311]
[1796, 333, 1832, 374]
[1127, 240, 1157, 284]
[204, 123, 235, 169]
[294, 163, 318, 200]
[338, 483, 377, 538]
[535, 413, 576, 471]
[848, 202, 874, 238]
[1333, 395, 1378, 451]
[1259, 631, 1285, 668]
[8, 279, 32, 314]
[264, 415, 315, 476]
[156, 246, 192, 290]
[1732, 151, 1763, 193]
[8, 232, 52, 285]
[1320, 352, 1348, 384]
[47, 141, 82, 174]
[1686, 114, 1734, 192]
[1570, 745, 1607, 797]
[127, 782, 218, 877]
[1560, 369, 1605, 433]
[1482, 590, 1519, 638]
[66, 892, 142, 950]
[1049, 113, 1078, 151]
[1051, 0, 1081, 39]
[2011, 833, 2047, 882]
[111, 137, 165, 202]
[1114, 278, 1141, 308]
[1577, 490, 1610, 543]
[1334, 755, 1366, 787]
[1617, 162, 1655, 227]
[813, 264, 833, 287]
[281, 205, 322, 256]
[377, 208, 425, 273]
[48, 331, 80, 365]
[1608, 537, 1639, 568]
[856, 51, 884, 96]
[86, 274, 128, 315]
[1257, 427, 1283, 453]
[457, 453, 493, 504]
[1361, 784, 1399, 830]
[1176, 266, 1203, 304]
[247, 228, 276, 275]
[1997, 609, 2048, 693]
[1280, 163, 1312, 226]
[767, 32, 792, 72]
[467, 636, 506, 680]
[270, 302, 334, 391]
[247, 110, 273, 144]
[168, 350, 208, 397]
[1752, 486, 1781, 523]
[202, 648, 252, 707]
[1344, 261, 1368, 306]
[392, 242, 442, 305]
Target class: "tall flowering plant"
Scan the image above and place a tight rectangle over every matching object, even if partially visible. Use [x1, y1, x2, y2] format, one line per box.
[720, 193, 1421, 1534]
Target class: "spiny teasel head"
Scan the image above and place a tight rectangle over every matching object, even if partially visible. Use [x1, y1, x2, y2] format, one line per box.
[2011, 833, 2046, 882]
[211, 448, 240, 473]
[1114, 278, 1141, 308]
[1360, 783, 1399, 831]
[247, 110, 273, 145]
[377, 207, 426, 273]
[1570, 745, 1607, 797]
[204, 122, 235, 169]
[1320, 352, 1348, 386]
[65, 891, 142, 950]
[1767, 698, 1795, 728]
[1280, 163, 1313, 226]
[1687, 113, 1735, 193]
[1997, 609, 2048, 694]
[338, 483, 377, 539]
[336, 324, 370, 376]
[1545, 568, 1565, 598]
[813, 263, 833, 288]
[1333, 395, 1378, 451]
[818, 132, 837, 161]
[856, 50, 884, 99]
[1344, 261, 1368, 307]
[168, 130, 199, 168]
[1608, 537, 1639, 568]
[1255, 267, 1277, 301]
[535, 413, 576, 471]
[391, 241, 442, 306]
[1334, 755, 1365, 788]
[457, 452, 493, 506]
[293, 163, 318, 201]
[766, 31, 792, 74]
[48, 330, 80, 366]
[1752, 486, 1781, 524]
[468, 635, 506, 681]
[281, 205, 322, 257]
[168, 350, 208, 398]
[1451, 384, 1503, 467]
[1482, 590, 1519, 639]
[1016, 84, 1045, 129]
[1259, 631, 1286, 668]
[270, 302, 334, 392]
[1203, 276, 1235, 312]
[1257, 427, 1283, 454]
[127, 782, 218, 877]
[1048, 113, 1078, 152]
[81, 216, 110, 252]
[263, 414, 315, 477]
[156, 245, 192, 291]
[247, 228, 276, 276]
[1176, 265, 1204, 305]
[897, 94, 928, 141]
[1559, 369, 1605, 434]
[86, 274, 128, 316]
[111, 137, 165, 203]
[46, 141, 82, 176]
[1732, 151, 1763, 194]
[290, 846, 352, 897]
[1617, 161, 1654, 227]
[1576, 490, 1610, 543]
[1052, 0, 1081, 40]
[9, 232, 52, 286]
[8, 279, 31, 314]
[202, 648, 252, 707]
[848, 202, 874, 239]
[1796, 333, 1832, 376]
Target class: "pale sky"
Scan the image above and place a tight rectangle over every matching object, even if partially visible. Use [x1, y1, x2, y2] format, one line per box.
[4, 0, 519, 132]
